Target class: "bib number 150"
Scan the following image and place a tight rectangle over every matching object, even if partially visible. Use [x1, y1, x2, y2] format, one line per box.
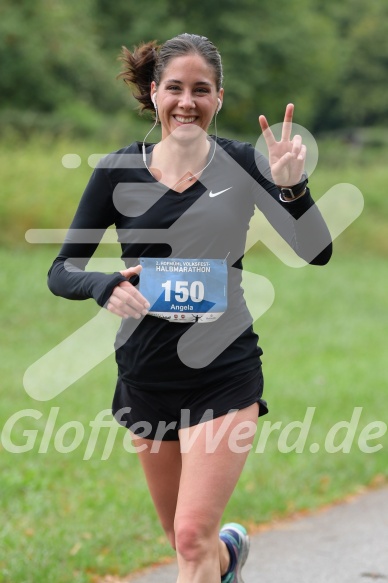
[161, 280, 205, 303]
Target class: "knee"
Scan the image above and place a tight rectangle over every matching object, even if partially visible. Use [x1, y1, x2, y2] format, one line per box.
[174, 518, 214, 563]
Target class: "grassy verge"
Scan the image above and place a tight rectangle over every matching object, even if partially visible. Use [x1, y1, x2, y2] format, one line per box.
[0, 132, 387, 253]
[0, 244, 387, 583]
[0, 132, 387, 581]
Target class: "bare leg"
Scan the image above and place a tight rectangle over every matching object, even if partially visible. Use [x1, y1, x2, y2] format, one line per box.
[133, 436, 182, 548]
[131, 403, 258, 581]
[174, 403, 259, 583]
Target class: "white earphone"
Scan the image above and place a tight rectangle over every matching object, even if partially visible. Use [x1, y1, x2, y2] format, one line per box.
[152, 93, 158, 110]
[216, 98, 222, 114]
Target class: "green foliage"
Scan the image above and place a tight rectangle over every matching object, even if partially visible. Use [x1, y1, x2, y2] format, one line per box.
[310, 0, 388, 129]
[339, 0, 388, 126]
[94, 0, 342, 131]
[0, 0, 125, 113]
[0, 0, 387, 135]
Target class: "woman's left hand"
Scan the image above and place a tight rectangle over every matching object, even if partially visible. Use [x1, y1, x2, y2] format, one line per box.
[259, 103, 306, 187]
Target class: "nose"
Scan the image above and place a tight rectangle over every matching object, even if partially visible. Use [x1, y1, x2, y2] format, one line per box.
[178, 91, 195, 110]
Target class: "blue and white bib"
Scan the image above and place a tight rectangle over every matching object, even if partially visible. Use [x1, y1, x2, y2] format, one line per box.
[139, 258, 227, 323]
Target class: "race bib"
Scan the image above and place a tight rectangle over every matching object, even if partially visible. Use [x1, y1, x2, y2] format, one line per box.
[139, 258, 228, 323]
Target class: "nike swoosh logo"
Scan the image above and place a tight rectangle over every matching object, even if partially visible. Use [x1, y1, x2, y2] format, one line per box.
[209, 187, 233, 198]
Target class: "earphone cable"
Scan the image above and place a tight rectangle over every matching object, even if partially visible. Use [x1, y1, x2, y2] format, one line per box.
[142, 110, 218, 188]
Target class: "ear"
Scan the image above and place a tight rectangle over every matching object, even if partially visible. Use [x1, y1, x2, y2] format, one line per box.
[217, 87, 224, 111]
[150, 81, 157, 102]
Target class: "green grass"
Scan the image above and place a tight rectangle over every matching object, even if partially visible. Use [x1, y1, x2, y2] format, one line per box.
[0, 244, 387, 583]
[0, 133, 387, 582]
[0, 131, 388, 253]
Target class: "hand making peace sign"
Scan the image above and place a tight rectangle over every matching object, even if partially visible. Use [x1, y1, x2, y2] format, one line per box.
[259, 103, 306, 187]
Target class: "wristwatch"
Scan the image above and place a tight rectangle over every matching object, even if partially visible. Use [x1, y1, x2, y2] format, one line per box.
[279, 177, 308, 200]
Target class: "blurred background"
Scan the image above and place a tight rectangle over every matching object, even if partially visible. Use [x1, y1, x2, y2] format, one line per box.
[0, 1, 387, 582]
[1, 0, 388, 138]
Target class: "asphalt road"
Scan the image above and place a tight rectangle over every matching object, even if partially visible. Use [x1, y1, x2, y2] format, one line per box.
[125, 486, 388, 583]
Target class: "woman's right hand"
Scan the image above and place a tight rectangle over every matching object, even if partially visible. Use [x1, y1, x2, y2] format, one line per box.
[107, 265, 150, 319]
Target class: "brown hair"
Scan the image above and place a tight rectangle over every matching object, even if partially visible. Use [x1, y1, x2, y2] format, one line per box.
[118, 33, 223, 114]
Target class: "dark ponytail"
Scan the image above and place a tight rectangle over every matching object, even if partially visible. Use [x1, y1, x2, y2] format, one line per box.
[118, 41, 159, 113]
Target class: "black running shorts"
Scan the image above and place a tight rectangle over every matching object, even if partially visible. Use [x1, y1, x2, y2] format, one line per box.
[112, 367, 268, 441]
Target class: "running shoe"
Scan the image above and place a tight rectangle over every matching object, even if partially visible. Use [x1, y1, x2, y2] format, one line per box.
[219, 522, 250, 583]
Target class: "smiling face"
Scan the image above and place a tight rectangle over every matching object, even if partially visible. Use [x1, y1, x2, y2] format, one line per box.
[151, 53, 223, 142]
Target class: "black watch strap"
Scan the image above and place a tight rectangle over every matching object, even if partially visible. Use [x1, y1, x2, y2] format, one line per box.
[279, 178, 308, 199]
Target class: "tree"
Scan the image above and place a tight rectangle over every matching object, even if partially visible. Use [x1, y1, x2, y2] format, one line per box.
[0, 0, 124, 113]
[1, 0, 387, 134]
[339, 0, 388, 127]
[95, 0, 343, 134]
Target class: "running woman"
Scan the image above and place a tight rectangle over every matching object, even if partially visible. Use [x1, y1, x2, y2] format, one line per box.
[48, 33, 332, 583]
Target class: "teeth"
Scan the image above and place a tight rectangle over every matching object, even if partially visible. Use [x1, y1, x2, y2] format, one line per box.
[175, 116, 196, 124]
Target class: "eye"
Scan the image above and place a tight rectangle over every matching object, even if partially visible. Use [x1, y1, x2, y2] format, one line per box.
[167, 85, 181, 92]
[195, 87, 210, 94]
